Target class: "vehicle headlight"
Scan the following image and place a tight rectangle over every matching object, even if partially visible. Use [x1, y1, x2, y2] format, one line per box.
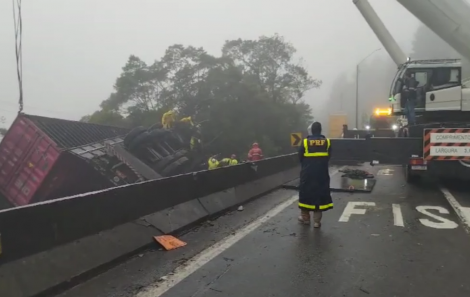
[365, 125, 370, 130]
[392, 124, 398, 130]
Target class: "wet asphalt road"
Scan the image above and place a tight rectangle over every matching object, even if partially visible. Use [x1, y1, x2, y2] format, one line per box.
[59, 165, 470, 297]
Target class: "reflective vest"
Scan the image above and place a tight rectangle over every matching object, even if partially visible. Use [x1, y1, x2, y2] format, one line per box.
[162, 111, 176, 129]
[180, 116, 194, 126]
[190, 136, 200, 150]
[208, 158, 219, 170]
[229, 159, 238, 165]
[221, 158, 238, 166]
[303, 138, 330, 157]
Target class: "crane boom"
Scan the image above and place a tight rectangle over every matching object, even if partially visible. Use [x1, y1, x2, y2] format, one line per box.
[395, 0, 470, 63]
[353, 0, 408, 66]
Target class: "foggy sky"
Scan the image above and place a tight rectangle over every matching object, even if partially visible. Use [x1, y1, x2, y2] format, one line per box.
[0, 0, 420, 128]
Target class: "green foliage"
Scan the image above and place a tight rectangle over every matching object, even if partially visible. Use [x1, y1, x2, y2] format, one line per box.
[82, 34, 320, 157]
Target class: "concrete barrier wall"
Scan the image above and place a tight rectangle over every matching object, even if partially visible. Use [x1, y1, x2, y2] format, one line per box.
[0, 154, 298, 263]
[0, 155, 300, 297]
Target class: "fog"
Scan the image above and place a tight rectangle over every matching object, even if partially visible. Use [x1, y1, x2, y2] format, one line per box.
[0, 0, 421, 130]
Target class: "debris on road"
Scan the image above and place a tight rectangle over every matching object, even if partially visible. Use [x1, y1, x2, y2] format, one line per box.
[340, 168, 374, 179]
[154, 235, 187, 251]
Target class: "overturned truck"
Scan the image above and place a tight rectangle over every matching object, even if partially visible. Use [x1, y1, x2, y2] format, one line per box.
[71, 121, 210, 187]
[0, 114, 210, 207]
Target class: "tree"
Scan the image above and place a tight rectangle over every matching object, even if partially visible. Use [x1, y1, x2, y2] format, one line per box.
[222, 34, 321, 104]
[81, 110, 126, 127]
[82, 34, 321, 156]
[100, 55, 170, 114]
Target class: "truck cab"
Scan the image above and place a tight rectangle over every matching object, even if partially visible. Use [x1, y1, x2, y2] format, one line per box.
[368, 107, 398, 131]
[390, 59, 470, 115]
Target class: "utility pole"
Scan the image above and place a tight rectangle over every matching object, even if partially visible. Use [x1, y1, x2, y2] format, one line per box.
[355, 48, 381, 129]
[340, 92, 344, 111]
[355, 65, 359, 128]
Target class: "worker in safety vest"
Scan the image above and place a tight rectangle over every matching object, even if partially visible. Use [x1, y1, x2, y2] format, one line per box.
[207, 156, 219, 170]
[161, 110, 176, 129]
[220, 154, 238, 166]
[180, 116, 194, 126]
[190, 136, 200, 150]
[297, 122, 332, 228]
[247, 143, 263, 161]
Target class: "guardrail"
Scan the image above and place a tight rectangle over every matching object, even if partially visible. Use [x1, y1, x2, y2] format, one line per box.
[0, 153, 300, 297]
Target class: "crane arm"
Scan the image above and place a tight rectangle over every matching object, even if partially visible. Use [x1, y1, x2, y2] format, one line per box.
[353, 0, 408, 67]
[395, 0, 470, 63]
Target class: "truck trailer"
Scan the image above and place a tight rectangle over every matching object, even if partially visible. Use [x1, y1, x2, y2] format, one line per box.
[0, 114, 212, 207]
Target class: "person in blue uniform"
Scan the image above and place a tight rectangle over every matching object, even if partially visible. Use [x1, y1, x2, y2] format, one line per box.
[298, 121, 333, 228]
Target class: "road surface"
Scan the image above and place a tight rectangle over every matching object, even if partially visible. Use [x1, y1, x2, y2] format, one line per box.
[59, 165, 470, 297]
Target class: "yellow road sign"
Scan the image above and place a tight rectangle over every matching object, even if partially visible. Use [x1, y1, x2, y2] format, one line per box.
[290, 132, 302, 146]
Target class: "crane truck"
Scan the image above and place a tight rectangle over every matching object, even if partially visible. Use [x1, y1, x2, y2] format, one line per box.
[332, 0, 470, 182]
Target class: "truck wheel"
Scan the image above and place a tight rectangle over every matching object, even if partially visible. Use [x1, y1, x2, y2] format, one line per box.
[167, 130, 185, 146]
[124, 126, 146, 148]
[155, 150, 187, 171]
[161, 157, 190, 176]
[128, 131, 150, 151]
[405, 165, 421, 184]
[148, 123, 163, 131]
[149, 128, 171, 139]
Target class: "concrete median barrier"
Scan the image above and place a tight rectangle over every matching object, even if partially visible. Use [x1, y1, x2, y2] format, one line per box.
[142, 199, 209, 234]
[0, 153, 299, 297]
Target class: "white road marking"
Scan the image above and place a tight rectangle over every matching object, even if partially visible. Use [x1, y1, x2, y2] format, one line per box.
[338, 201, 376, 222]
[416, 206, 458, 229]
[439, 186, 470, 233]
[392, 204, 404, 227]
[135, 167, 342, 296]
[377, 168, 394, 175]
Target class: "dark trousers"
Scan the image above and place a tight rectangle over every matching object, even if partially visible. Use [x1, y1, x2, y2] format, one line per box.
[405, 99, 416, 125]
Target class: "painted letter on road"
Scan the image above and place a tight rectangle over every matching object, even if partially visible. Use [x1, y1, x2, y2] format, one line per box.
[392, 204, 404, 227]
[416, 206, 458, 229]
[339, 202, 376, 222]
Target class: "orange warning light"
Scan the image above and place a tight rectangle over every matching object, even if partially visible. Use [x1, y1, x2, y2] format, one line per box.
[374, 108, 392, 116]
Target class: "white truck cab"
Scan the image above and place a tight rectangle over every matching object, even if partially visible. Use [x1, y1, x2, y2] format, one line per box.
[353, 0, 470, 119]
[390, 59, 470, 114]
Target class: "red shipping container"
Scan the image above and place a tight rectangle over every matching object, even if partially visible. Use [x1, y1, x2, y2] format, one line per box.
[0, 114, 128, 207]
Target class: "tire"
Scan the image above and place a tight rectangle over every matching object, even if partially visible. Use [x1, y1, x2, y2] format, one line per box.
[161, 156, 190, 176]
[169, 131, 185, 146]
[128, 131, 150, 151]
[149, 128, 172, 139]
[148, 123, 163, 131]
[154, 150, 187, 171]
[124, 126, 146, 148]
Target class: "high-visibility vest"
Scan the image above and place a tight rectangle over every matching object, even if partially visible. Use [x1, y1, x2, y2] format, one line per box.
[208, 158, 219, 170]
[190, 136, 200, 150]
[162, 111, 176, 129]
[180, 116, 194, 126]
[303, 138, 330, 157]
[229, 159, 238, 165]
